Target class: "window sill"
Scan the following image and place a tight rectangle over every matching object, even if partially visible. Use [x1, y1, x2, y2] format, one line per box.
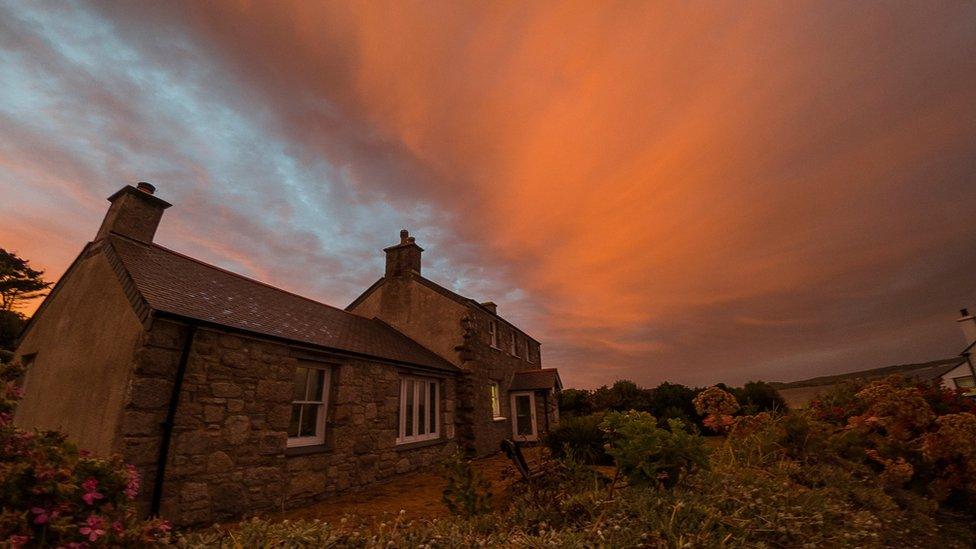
[395, 437, 450, 452]
[492, 417, 508, 422]
[284, 444, 330, 457]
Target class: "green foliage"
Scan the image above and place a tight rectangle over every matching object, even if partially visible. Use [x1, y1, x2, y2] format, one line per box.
[542, 413, 609, 464]
[0, 249, 51, 313]
[0, 360, 171, 546]
[600, 410, 709, 488]
[440, 449, 492, 517]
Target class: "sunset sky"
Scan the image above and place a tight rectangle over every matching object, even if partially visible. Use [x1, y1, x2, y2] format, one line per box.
[1, 1, 975, 388]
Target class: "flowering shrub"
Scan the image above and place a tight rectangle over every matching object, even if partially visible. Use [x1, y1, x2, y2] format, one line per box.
[693, 386, 739, 432]
[600, 411, 708, 487]
[0, 360, 171, 547]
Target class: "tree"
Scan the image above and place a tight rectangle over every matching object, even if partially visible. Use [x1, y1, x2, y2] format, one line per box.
[733, 381, 788, 415]
[0, 310, 25, 352]
[0, 248, 51, 312]
[647, 382, 700, 427]
[558, 388, 594, 416]
[592, 379, 652, 412]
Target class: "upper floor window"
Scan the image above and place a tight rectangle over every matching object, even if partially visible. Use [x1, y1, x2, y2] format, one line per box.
[526, 343, 535, 363]
[488, 320, 499, 348]
[489, 381, 503, 419]
[398, 376, 440, 444]
[510, 331, 519, 357]
[288, 364, 331, 447]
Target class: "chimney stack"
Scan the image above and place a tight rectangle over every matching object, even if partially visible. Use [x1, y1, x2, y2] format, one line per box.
[95, 183, 171, 243]
[481, 301, 497, 315]
[384, 229, 423, 278]
[957, 308, 976, 348]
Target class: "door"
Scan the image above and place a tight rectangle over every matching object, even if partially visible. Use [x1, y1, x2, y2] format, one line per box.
[510, 391, 538, 441]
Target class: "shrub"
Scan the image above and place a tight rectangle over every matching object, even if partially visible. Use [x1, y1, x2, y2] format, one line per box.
[0, 360, 171, 547]
[600, 410, 709, 488]
[441, 449, 492, 517]
[733, 380, 788, 415]
[543, 413, 609, 464]
[693, 386, 739, 432]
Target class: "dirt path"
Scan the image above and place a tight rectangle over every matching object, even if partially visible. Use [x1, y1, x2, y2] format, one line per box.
[261, 449, 539, 526]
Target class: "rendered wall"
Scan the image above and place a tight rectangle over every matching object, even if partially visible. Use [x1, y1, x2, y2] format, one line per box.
[14, 249, 145, 456]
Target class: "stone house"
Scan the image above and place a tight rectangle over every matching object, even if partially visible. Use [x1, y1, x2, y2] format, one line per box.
[13, 183, 561, 525]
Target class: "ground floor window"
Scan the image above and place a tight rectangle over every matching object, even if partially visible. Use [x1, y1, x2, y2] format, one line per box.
[954, 375, 975, 395]
[398, 376, 440, 444]
[489, 381, 503, 419]
[288, 365, 331, 447]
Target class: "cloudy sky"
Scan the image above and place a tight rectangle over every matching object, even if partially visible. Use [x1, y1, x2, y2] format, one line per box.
[1, 1, 975, 388]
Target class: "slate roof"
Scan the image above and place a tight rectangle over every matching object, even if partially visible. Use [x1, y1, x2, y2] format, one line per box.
[510, 368, 562, 391]
[104, 234, 459, 373]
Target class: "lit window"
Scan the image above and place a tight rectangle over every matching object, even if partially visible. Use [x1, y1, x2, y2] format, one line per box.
[398, 376, 440, 444]
[288, 365, 331, 447]
[489, 381, 503, 419]
[488, 320, 499, 348]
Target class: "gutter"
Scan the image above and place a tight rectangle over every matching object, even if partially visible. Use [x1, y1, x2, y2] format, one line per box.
[150, 323, 197, 517]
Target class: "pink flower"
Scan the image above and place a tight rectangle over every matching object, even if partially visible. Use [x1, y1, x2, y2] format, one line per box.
[123, 465, 140, 500]
[79, 515, 105, 542]
[30, 507, 50, 524]
[81, 478, 104, 506]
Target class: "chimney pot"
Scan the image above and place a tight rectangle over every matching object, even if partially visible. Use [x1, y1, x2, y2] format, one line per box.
[136, 181, 156, 195]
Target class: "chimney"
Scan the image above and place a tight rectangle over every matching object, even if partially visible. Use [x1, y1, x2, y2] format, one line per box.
[481, 301, 497, 315]
[95, 183, 171, 243]
[958, 308, 976, 348]
[384, 229, 423, 278]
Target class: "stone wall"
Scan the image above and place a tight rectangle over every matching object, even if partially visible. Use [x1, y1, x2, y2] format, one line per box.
[457, 309, 550, 456]
[119, 319, 458, 526]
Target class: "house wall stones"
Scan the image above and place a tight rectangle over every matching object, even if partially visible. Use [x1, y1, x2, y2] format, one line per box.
[119, 319, 458, 525]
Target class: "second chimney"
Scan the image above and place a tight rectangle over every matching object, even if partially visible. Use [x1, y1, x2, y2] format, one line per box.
[481, 301, 497, 315]
[384, 229, 423, 278]
[95, 183, 171, 243]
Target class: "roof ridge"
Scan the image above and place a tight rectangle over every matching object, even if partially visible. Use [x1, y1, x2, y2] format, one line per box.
[109, 232, 359, 319]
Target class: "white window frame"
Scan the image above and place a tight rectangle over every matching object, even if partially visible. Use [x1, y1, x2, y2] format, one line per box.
[489, 381, 504, 420]
[510, 391, 538, 442]
[488, 320, 499, 349]
[510, 331, 519, 357]
[287, 365, 331, 448]
[397, 375, 441, 445]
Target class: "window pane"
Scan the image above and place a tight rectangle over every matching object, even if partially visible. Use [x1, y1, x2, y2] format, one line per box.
[288, 404, 302, 437]
[292, 367, 308, 400]
[405, 380, 414, 437]
[516, 395, 532, 435]
[956, 376, 975, 389]
[418, 382, 427, 435]
[430, 382, 437, 433]
[309, 369, 326, 401]
[300, 404, 319, 437]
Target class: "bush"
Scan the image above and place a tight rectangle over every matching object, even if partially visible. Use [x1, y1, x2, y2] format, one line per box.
[543, 413, 609, 465]
[441, 449, 492, 517]
[0, 360, 171, 547]
[733, 380, 788, 415]
[693, 386, 739, 432]
[600, 410, 709, 488]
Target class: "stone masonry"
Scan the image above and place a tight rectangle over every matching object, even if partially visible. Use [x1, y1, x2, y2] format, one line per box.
[118, 319, 457, 525]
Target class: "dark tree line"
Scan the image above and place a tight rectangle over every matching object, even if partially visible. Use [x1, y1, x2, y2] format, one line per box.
[0, 248, 50, 354]
[559, 379, 787, 428]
